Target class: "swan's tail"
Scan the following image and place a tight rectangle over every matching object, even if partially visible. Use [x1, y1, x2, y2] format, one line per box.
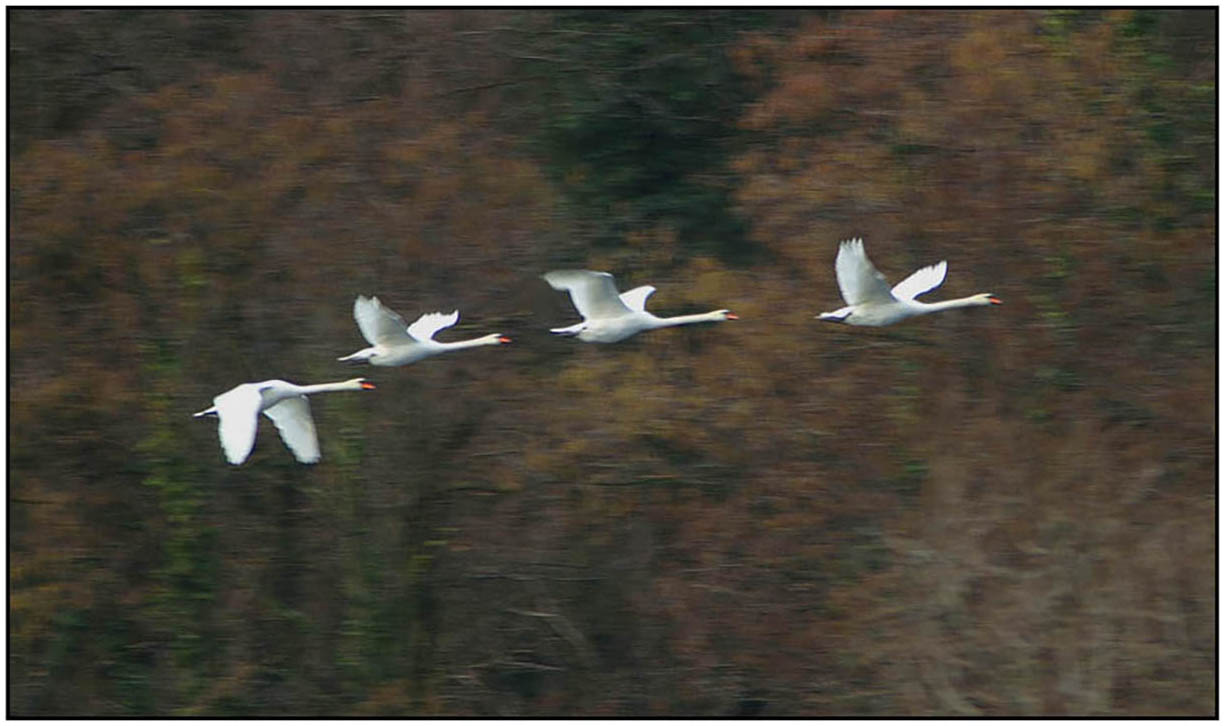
[816, 308, 852, 323]
[549, 323, 585, 337]
[337, 348, 375, 363]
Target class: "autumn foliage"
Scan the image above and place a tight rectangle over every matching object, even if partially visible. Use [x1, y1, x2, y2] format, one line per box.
[8, 9, 1215, 716]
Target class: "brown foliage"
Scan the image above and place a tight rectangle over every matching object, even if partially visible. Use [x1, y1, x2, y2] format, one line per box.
[8, 8, 1215, 717]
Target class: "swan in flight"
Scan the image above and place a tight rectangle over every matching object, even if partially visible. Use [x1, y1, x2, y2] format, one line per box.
[543, 269, 738, 343]
[338, 295, 510, 366]
[817, 238, 1000, 326]
[193, 378, 375, 465]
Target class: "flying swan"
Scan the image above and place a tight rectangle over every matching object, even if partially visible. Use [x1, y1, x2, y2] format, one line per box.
[338, 295, 510, 366]
[817, 238, 1000, 326]
[543, 269, 738, 343]
[193, 378, 376, 465]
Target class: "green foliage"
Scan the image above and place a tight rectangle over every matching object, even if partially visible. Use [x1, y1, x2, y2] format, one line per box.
[517, 10, 790, 262]
[8, 9, 251, 152]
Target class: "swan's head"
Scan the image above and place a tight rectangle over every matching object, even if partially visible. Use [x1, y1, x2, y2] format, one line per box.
[714, 309, 739, 321]
[979, 294, 1002, 306]
[497, 335, 512, 344]
[345, 378, 376, 390]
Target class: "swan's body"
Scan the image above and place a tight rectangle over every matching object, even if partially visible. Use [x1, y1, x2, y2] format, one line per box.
[338, 295, 510, 366]
[543, 269, 738, 344]
[193, 378, 375, 465]
[817, 238, 1000, 326]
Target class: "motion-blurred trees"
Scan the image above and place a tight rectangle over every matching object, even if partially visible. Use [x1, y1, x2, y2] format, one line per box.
[9, 8, 1215, 717]
[513, 9, 794, 262]
[726, 9, 1215, 714]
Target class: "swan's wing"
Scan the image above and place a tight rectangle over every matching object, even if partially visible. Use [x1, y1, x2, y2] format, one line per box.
[890, 260, 948, 301]
[618, 285, 656, 313]
[212, 384, 263, 465]
[262, 396, 321, 464]
[835, 238, 895, 306]
[543, 270, 633, 320]
[406, 310, 460, 342]
[354, 295, 413, 346]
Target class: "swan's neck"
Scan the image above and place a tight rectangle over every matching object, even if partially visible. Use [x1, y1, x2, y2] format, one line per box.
[651, 310, 727, 328]
[434, 334, 505, 350]
[294, 379, 367, 395]
[914, 295, 995, 313]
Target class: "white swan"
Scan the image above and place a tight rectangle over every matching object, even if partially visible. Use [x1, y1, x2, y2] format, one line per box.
[817, 238, 1000, 326]
[337, 295, 510, 366]
[543, 269, 738, 343]
[193, 378, 375, 465]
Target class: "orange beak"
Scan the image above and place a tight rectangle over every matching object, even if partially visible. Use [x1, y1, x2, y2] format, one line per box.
[988, 297, 1002, 305]
[361, 381, 376, 390]
[726, 313, 740, 320]
[498, 336, 512, 344]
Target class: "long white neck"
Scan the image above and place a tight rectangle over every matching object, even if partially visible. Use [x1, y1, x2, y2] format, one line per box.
[650, 310, 730, 328]
[294, 378, 368, 395]
[913, 294, 996, 314]
[434, 334, 507, 351]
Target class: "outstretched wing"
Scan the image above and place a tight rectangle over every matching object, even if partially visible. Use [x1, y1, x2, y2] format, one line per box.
[354, 295, 413, 346]
[262, 396, 321, 464]
[618, 285, 656, 313]
[890, 260, 948, 301]
[543, 270, 633, 320]
[835, 238, 895, 306]
[407, 310, 460, 342]
[212, 384, 263, 465]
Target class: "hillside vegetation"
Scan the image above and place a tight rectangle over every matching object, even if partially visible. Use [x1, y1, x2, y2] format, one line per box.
[9, 9, 1215, 716]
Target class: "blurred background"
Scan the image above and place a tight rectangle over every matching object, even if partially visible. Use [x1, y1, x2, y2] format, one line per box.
[8, 8, 1216, 717]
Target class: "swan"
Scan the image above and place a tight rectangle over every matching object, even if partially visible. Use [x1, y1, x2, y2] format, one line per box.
[193, 378, 375, 465]
[543, 269, 738, 343]
[816, 238, 1001, 326]
[337, 295, 510, 366]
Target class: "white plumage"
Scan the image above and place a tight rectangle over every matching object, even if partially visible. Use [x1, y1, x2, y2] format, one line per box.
[193, 378, 375, 465]
[818, 238, 1000, 326]
[543, 269, 737, 343]
[338, 295, 510, 366]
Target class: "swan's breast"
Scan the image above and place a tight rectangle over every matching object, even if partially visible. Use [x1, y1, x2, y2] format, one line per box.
[370, 344, 431, 366]
[578, 315, 649, 343]
[846, 301, 916, 327]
